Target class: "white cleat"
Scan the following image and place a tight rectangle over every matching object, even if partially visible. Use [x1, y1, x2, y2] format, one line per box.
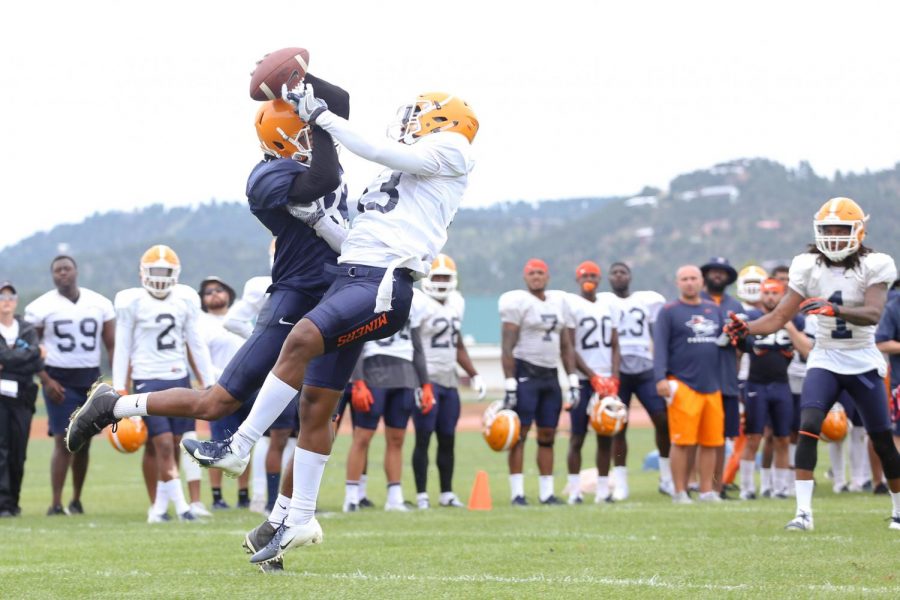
[612, 486, 629, 502]
[438, 493, 465, 508]
[180, 437, 250, 478]
[147, 507, 171, 523]
[249, 517, 323, 564]
[672, 491, 694, 505]
[342, 500, 359, 513]
[189, 502, 213, 518]
[785, 510, 814, 531]
[567, 493, 584, 505]
[249, 495, 268, 515]
[658, 480, 675, 497]
[698, 491, 723, 503]
[416, 495, 430, 510]
[889, 514, 900, 531]
[384, 500, 412, 512]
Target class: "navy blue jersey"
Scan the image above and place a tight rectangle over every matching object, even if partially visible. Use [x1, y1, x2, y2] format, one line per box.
[744, 309, 805, 384]
[702, 291, 743, 396]
[653, 299, 723, 394]
[875, 297, 900, 388]
[246, 157, 348, 294]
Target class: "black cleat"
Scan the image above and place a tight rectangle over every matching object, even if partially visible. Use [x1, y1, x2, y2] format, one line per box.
[358, 497, 375, 509]
[65, 382, 120, 452]
[511, 495, 528, 506]
[47, 504, 69, 516]
[540, 495, 564, 505]
[243, 520, 285, 573]
[67, 499, 84, 515]
[874, 482, 889, 495]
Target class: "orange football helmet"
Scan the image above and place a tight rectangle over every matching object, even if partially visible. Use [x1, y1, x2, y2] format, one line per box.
[422, 254, 458, 301]
[140, 245, 180, 298]
[255, 99, 311, 162]
[813, 197, 868, 262]
[820, 405, 849, 443]
[107, 417, 148, 453]
[482, 400, 521, 451]
[737, 265, 767, 303]
[589, 395, 628, 436]
[388, 93, 479, 144]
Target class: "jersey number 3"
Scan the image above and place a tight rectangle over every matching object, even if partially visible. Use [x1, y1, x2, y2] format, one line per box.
[359, 171, 402, 214]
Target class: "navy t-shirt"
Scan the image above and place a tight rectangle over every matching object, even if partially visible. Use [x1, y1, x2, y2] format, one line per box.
[875, 297, 900, 388]
[701, 291, 742, 397]
[653, 299, 724, 394]
[744, 310, 805, 384]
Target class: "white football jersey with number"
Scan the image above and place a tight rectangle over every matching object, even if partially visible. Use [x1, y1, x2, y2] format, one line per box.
[338, 132, 473, 277]
[112, 284, 214, 389]
[566, 293, 618, 379]
[416, 289, 465, 388]
[24, 288, 114, 369]
[361, 289, 427, 362]
[789, 252, 897, 375]
[198, 312, 245, 379]
[601, 290, 665, 362]
[499, 289, 572, 369]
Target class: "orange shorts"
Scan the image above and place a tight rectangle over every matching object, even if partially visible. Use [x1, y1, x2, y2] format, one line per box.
[667, 377, 724, 447]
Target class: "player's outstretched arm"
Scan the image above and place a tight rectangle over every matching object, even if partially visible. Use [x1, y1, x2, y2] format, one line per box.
[747, 289, 803, 336]
[828, 283, 888, 326]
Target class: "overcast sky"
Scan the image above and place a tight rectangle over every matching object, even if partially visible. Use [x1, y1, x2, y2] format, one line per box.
[3, 0, 900, 249]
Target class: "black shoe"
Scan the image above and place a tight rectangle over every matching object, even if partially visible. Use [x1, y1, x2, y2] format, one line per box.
[874, 482, 889, 495]
[47, 504, 69, 516]
[0, 509, 15, 518]
[358, 497, 375, 509]
[861, 480, 873, 492]
[540, 495, 564, 505]
[68, 499, 84, 515]
[719, 490, 734, 501]
[65, 382, 120, 452]
[237, 498, 251, 509]
[212, 499, 231, 510]
[511, 495, 528, 506]
[243, 520, 285, 573]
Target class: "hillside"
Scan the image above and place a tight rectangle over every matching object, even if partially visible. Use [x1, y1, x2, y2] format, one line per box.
[3, 158, 899, 313]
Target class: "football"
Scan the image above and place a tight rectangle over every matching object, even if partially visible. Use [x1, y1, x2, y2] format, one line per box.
[249, 47, 310, 101]
[107, 417, 148, 453]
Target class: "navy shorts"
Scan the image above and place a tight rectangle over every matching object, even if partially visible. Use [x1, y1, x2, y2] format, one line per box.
[514, 360, 562, 429]
[800, 368, 891, 433]
[837, 391, 864, 427]
[791, 393, 801, 433]
[569, 384, 593, 436]
[332, 384, 353, 425]
[269, 396, 299, 434]
[209, 393, 255, 441]
[619, 369, 667, 416]
[723, 395, 740, 438]
[218, 288, 320, 402]
[136, 378, 195, 438]
[412, 383, 460, 436]
[352, 386, 414, 430]
[45, 385, 91, 437]
[745, 381, 793, 437]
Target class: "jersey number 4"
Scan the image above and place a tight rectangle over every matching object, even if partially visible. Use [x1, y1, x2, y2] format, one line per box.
[828, 292, 852, 339]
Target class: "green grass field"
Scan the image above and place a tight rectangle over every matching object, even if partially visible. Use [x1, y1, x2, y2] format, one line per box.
[2, 429, 899, 599]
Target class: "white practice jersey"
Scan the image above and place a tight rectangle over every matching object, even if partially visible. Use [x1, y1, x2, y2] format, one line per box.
[224, 275, 271, 339]
[499, 289, 572, 369]
[789, 252, 897, 376]
[113, 284, 215, 389]
[361, 290, 427, 362]
[602, 290, 665, 363]
[337, 132, 473, 276]
[566, 293, 618, 379]
[416, 289, 465, 388]
[787, 315, 817, 394]
[198, 312, 245, 379]
[24, 288, 114, 369]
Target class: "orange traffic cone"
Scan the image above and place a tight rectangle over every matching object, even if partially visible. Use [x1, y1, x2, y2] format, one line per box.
[467, 470, 493, 511]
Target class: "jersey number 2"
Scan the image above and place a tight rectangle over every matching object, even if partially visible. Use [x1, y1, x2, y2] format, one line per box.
[156, 314, 177, 350]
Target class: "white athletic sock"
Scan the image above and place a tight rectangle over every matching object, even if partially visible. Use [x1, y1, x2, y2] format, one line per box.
[417, 492, 429, 502]
[165, 478, 191, 514]
[760, 467, 772, 492]
[613, 466, 628, 495]
[268, 493, 291, 527]
[829, 441, 846, 486]
[849, 428, 868, 486]
[283, 437, 297, 470]
[659, 457, 673, 484]
[251, 437, 270, 499]
[596, 476, 610, 501]
[567, 473, 581, 496]
[538, 475, 555, 501]
[740, 460, 756, 494]
[151, 480, 169, 515]
[795, 479, 814, 514]
[234, 373, 298, 457]
[387, 483, 404, 505]
[359, 474, 369, 499]
[788, 443, 797, 469]
[891, 490, 900, 515]
[180, 431, 202, 483]
[509, 473, 524, 499]
[775, 468, 791, 495]
[439, 491, 456, 504]
[345, 482, 359, 506]
[114, 394, 148, 418]
[287, 448, 329, 527]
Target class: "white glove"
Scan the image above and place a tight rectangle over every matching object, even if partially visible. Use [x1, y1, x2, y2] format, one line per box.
[470, 374, 487, 400]
[503, 377, 517, 409]
[286, 198, 325, 228]
[565, 373, 581, 411]
[283, 82, 327, 124]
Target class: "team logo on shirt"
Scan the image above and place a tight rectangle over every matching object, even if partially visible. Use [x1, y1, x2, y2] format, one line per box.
[685, 315, 718, 341]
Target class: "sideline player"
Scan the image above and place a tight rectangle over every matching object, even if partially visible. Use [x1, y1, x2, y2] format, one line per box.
[499, 259, 578, 506]
[412, 255, 486, 509]
[69, 85, 478, 563]
[564, 261, 620, 504]
[25, 256, 114, 515]
[113, 245, 215, 522]
[725, 197, 900, 531]
[604, 262, 672, 497]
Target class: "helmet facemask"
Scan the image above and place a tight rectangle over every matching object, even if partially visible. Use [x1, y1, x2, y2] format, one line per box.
[814, 220, 865, 262]
[388, 97, 456, 145]
[422, 272, 457, 301]
[260, 125, 312, 163]
[141, 265, 180, 298]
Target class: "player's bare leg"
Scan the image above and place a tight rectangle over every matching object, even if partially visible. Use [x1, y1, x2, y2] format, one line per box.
[49, 435, 73, 514]
[670, 444, 693, 499]
[535, 426, 560, 504]
[384, 426, 408, 509]
[566, 432, 585, 503]
[69, 441, 90, 512]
